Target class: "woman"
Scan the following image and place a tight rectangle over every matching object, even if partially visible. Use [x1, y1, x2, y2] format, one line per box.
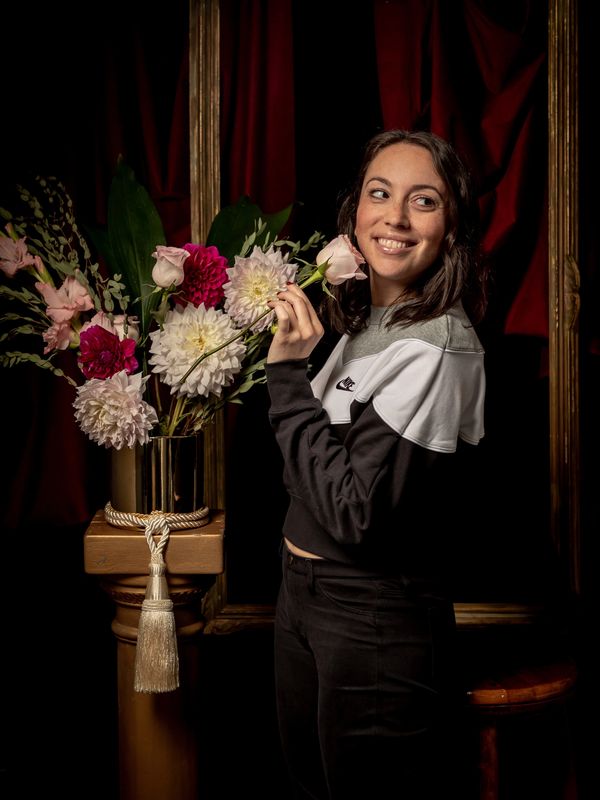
[266, 130, 487, 799]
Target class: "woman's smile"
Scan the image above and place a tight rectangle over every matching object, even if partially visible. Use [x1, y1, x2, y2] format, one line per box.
[374, 236, 418, 253]
[355, 142, 447, 305]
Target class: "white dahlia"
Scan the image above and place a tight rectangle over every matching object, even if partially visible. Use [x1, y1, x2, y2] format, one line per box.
[223, 245, 298, 332]
[73, 371, 158, 449]
[149, 303, 247, 398]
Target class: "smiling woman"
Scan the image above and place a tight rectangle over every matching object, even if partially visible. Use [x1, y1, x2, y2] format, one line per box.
[194, 17, 587, 794]
[355, 143, 448, 303]
[262, 128, 487, 799]
[209, 1, 580, 629]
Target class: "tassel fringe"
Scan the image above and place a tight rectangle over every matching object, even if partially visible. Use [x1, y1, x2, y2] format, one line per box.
[134, 554, 180, 693]
[104, 502, 210, 694]
[134, 599, 180, 693]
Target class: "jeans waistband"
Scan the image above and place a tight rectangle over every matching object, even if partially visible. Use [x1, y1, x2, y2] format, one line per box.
[283, 544, 391, 580]
[281, 543, 450, 597]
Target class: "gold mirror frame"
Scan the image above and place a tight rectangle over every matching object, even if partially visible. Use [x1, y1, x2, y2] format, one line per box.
[190, 0, 580, 632]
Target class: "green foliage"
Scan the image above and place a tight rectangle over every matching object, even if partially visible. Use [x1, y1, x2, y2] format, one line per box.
[0, 163, 327, 439]
[0, 175, 132, 382]
[88, 158, 166, 342]
[206, 196, 292, 262]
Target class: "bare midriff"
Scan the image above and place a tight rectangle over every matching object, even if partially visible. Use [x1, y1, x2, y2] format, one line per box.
[284, 537, 324, 559]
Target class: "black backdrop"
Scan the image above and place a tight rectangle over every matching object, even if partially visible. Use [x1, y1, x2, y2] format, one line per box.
[1, 2, 598, 799]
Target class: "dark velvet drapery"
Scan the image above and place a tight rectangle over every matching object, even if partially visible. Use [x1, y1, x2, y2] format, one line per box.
[373, 0, 548, 338]
[220, 0, 552, 605]
[219, 0, 548, 336]
[220, 0, 296, 213]
[2, 0, 549, 546]
[2, 5, 585, 800]
[1, 2, 191, 528]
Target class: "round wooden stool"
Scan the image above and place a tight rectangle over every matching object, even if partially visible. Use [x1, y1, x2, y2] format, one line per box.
[465, 653, 577, 800]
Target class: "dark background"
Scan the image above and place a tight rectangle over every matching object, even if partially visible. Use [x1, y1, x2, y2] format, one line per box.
[1, 1, 597, 798]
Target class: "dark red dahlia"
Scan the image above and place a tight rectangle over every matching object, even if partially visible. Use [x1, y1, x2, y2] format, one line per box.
[176, 243, 229, 308]
[78, 325, 138, 380]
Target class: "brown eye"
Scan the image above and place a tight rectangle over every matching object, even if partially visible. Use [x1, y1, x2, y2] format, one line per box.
[412, 195, 438, 209]
[369, 188, 389, 200]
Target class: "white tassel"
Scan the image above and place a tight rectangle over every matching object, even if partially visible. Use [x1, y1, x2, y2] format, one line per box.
[103, 502, 210, 694]
[134, 552, 180, 693]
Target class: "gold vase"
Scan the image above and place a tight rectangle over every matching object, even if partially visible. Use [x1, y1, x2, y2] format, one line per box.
[110, 434, 205, 514]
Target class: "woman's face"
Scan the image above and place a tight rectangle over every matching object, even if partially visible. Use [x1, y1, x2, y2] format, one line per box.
[354, 142, 448, 306]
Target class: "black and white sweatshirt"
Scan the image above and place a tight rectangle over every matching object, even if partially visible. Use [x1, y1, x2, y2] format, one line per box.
[266, 301, 485, 578]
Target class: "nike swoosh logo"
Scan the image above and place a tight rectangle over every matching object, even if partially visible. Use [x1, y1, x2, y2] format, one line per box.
[335, 377, 355, 391]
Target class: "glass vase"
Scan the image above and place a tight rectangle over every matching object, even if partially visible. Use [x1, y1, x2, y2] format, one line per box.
[110, 434, 205, 514]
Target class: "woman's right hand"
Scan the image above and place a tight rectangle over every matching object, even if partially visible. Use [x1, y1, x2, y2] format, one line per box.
[267, 283, 324, 363]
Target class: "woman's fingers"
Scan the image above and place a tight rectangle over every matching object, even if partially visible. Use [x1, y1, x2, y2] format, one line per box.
[275, 284, 324, 336]
[266, 284, 324, 363]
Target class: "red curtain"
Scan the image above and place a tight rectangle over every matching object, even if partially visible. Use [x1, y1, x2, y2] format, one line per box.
[218, 0, 548, 335]
[1, 4, 191, 530]
[2, 0, 549, 529]
[219, 0, 296, 212]
[93, 12, 191, 245]
[373, 0, 548, 337]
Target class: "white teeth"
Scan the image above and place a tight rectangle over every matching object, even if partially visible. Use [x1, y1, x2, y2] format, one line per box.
[377, 238, 412, 250]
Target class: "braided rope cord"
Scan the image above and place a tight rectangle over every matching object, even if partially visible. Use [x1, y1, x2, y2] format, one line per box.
[104, 501, 210, 557]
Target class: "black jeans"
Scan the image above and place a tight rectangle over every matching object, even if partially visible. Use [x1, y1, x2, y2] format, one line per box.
[275, 546, 462, 800]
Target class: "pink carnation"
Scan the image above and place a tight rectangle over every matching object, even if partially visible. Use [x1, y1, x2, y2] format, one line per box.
[0, 235, 38, 277]
[42, 320, 75, 353]
[78, 324, 138, 380]
[176, 243, 228, 309]
[35, 275, 94, 323]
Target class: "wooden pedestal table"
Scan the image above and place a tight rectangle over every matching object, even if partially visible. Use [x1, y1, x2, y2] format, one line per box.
[84, 510, 225, 800]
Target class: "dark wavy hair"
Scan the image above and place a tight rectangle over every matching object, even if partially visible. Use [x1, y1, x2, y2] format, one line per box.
[321, 130, 488, 335]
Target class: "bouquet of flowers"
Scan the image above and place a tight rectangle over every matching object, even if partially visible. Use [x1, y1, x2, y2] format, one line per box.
[0, 161, 366, 451]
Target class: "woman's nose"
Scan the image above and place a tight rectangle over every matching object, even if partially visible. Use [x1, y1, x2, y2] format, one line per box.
[384, 201, 410, 228]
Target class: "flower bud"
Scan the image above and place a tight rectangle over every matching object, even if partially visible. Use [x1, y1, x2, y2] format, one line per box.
[316, 235, 367, 286]
[151, 246, 190, 288]
[113, 315, 140, 342]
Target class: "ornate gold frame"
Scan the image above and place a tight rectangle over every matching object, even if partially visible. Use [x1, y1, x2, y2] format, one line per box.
[548, 0, 580, 595]
[189, 0, 580, 632]
[189, 0, 226, 513]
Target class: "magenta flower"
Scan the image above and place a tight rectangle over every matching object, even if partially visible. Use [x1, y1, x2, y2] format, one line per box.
[176, 243, 229, 309]
[78, 324, 138, 380]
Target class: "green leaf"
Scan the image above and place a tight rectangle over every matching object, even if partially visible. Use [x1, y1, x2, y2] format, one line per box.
[206, 196, 292, 263]
[104, 158, 166, 342]
[0, 324, 37, 340]
[85, 223, 115, 271]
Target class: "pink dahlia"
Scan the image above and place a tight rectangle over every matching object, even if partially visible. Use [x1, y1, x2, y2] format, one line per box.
[176, 243, 228, 309]
[78, 324, 138, 380]
[73, 371, 158, 449]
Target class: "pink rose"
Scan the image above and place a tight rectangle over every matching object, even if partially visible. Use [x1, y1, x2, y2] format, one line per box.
[78, 324, 138, 380]
[35, 275, 94, 323]
[151, 245, 190, 288]
[0, 235, 38, 277]
[176, 243, 229, 308]
[317, 234, 367, 285]
[81, 311, 140, 342]
[113, 314, 140, 342]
